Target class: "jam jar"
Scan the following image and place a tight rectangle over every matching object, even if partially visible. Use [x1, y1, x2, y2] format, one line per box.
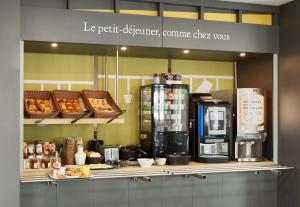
[34, 140, 43, 159]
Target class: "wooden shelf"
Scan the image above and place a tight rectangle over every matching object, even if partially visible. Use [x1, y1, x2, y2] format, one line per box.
[24, 118, 125, 125]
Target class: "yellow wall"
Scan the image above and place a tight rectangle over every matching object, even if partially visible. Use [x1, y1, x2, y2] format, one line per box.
[77, 9, 273, 25]
[24, 53, 234, 146]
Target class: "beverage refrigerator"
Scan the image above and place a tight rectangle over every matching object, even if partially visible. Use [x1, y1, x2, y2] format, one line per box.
[140, 84, 189, 157]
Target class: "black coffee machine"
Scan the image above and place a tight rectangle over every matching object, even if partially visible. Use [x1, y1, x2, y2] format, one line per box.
[189, 94, 233, 163]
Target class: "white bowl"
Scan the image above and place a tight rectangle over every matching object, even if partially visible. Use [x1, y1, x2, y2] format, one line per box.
[137, 158, 154, 168]
[155, 158, 167, 166]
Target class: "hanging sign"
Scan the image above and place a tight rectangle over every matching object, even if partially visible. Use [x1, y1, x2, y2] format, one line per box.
[21, 7, 279, 53]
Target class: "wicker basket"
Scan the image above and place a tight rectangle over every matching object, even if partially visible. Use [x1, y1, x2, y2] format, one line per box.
[24, 91, 59, 118]
[82, 90, 125, 118]
[52, 90, 90, 119]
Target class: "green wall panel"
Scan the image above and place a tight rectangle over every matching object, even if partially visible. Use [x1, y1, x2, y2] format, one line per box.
[24, 53, 234, 146]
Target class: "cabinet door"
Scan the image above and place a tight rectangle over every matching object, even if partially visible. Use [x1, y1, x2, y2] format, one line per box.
[129, 177, 163, 207]
[57, 180, 93, 207]
[222, 172, 261, 207]
[93, 178, 128, 207]
[258, 171, 277, 207]
[162, 175, 193, 207]
[21, 182, 56, 207]
[193, 174, 222, 207]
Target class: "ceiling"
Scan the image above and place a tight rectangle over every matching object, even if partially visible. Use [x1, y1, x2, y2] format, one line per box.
[24, 41, 265, 62]
[216, 0, 294, 6]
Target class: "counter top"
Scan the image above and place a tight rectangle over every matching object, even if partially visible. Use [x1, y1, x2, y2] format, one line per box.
[20, 161, 292, 183]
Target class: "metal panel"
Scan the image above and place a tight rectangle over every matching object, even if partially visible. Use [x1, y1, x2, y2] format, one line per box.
[21, 7, 279, 53]
[0, 1, 20, 207]
[68, 0, 114, 10]
[222, 172, 277, 207]
[192, 174, 222, 207]
[129, 177, 163, 207]
[162, 176, 193, 207]
[279, 1, 300, 207]
[222, 172, 260, 207]
[260, 172, 277, 207]
[93, 178, 129, 207]
[21, 0, 68, 9]
[68, 0, 278, 13]
[236, 55, 274, 160]
[163, 17, 279, 53]
[21, 7, 163, 48]
[21, 183, 57, 207]
[57, 180, 93, 207]
[127, 0, 279, 13]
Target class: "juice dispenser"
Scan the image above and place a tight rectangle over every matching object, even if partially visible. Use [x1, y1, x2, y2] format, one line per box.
[235, 88, 267, 161]
[212, 88, 267, 162]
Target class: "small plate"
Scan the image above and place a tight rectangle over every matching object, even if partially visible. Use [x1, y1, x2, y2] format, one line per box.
[48, 174, 93, 180]
[89, 163, 114, 170]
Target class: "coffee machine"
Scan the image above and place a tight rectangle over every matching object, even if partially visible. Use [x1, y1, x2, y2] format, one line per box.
[212, 88, 267, 162]
[189, 94, 233, 163]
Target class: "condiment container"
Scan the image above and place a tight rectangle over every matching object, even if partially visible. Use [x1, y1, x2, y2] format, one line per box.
[30, 158, 40, 169]
[153, 74, 160, 84]
[43, 142, 50, 156]
[23, 142, 28, 159]
[62, 137, 76, 165]
[34, 140, 43, 159]
[27, 144, 35, 159]
[42, 157, 50, 169]
[75, 145, 86, 166]
[49, 142, 56, 157]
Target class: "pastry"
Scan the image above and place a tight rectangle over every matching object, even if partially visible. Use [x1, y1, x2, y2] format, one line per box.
[65, 168, 83, 177]
[57, 98, 84, 113]
[88, 98, 114, 112]
[26, 98, 53, 114]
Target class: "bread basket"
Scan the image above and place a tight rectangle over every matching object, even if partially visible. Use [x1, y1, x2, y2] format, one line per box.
[52, 90, 91, 119]
[82, 90, 125, 118]
[24, 91, 59, 118]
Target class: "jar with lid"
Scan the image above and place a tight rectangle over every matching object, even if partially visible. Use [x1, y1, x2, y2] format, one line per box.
[30, 158, 40, 169]
[43, 142, 50, 157]
[27, 144, 35, 159]
[49, 142, 56, 157]
[62, 137, 76, 165]
[34, 140, 43, 159]
[23, 142, 28, 159]
[153, 74, 160, 84]
[41, 157, 50, 169]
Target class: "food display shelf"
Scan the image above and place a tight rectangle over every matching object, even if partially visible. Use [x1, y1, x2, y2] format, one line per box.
[24, 118, 125, 125]
[20, 161, 293, 183]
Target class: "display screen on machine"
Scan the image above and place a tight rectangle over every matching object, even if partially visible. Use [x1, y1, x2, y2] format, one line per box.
[207, 107, 226, 135]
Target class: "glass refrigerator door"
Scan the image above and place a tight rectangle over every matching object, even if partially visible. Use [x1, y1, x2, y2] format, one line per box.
[153, 85, 189, 132]
[141, 86, 152, 132]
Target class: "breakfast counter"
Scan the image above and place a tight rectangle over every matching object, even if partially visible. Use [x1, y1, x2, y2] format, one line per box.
[20, 161, 292, 183]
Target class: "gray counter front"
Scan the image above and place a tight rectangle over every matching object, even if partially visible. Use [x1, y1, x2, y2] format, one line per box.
[21, 162, 291, 207]
[21, 172, 278, 207]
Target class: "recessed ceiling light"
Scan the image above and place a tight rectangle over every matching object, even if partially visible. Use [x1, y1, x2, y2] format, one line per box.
[240, 52, 246, 57]
[51, 43, 58, 48]
[120, 46, 127, 51]
[183, 49, 190, 54]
